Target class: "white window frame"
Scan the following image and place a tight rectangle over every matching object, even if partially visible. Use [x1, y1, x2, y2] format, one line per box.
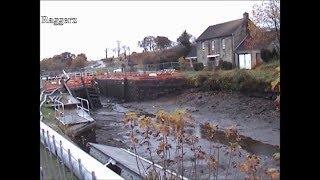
[222, 39, 226, 49]
[211, 40, 215, 50]
[201, 42, 205, 50]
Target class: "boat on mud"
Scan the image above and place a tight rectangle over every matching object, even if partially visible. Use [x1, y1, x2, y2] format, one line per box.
[87, 142, 188, 180]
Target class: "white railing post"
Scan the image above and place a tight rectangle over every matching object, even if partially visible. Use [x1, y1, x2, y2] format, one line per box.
[78, 159, 84, 180]
[68, 149, 74, 180]
[59, 140, 67, 180]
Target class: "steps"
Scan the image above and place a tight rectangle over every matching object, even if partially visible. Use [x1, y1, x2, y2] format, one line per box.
[80, 76, 102, 110]
[87, 86, 102, 110]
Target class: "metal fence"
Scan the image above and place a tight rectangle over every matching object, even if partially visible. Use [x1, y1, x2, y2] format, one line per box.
[40, 128, 95, 180]
[40, 143, 77, 180]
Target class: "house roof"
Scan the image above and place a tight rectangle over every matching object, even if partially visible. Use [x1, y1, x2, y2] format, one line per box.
[186, 45, 197, 59]
[235, 31, 277, 52]
[196, 18, 245, 41]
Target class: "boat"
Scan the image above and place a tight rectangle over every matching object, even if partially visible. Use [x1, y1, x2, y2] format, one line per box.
[87, 142, 188, 180]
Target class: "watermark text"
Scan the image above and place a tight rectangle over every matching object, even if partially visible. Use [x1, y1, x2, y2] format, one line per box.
[41, 16, 77, 26]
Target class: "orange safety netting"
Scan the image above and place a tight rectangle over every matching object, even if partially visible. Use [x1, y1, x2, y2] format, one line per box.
[43, 72, 183, 92]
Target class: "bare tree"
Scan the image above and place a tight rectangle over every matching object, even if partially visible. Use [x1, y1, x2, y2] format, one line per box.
[117, 40, 121, 57]
[112, 48, 117, 58]
[105, 48, 108, 59]
[122, 45, 127, 58]
[248, 0, 280, 53]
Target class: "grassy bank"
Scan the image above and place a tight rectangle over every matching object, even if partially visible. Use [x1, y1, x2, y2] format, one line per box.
[183, 61, 279, 93]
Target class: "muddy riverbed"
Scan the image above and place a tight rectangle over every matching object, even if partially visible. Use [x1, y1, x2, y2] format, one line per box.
[91, 89, 280, 179]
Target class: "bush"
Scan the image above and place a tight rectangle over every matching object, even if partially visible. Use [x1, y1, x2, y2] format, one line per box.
[222, 61, 233, 70]
[231, 70, 251, 90]
[261, 48, 280, 63]
[193, 62, 204, 71]
[195, 74, 208, 87]
[240, 78, 261, 92]
[206, 62, 213, 71]
[261, 49, 272, 63]
[219, 75, 234, 90]
[272, 48, 279, 59]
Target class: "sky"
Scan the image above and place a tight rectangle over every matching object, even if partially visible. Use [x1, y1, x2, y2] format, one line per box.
[40, 1, 259, 61]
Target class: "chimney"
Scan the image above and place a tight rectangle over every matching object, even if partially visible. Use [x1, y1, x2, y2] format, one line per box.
[243, 12, 249, 20]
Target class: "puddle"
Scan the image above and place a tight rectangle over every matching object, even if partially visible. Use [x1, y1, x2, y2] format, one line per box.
[101, 102, 129, 113]
[98, 98, 279, 157]
[116, 109, 278, 157]
[112, 103, 129, 113]
[198, 126, 279, 157]
[137, 113, 156, 118]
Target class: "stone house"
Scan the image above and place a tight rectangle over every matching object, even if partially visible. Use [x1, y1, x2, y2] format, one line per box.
[195, 12, 275, 69]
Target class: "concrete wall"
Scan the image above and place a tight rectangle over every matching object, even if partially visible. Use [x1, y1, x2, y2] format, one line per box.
[95, 79, 126, 100]
[96, 78, 187, 102]
[125, 78, 186, 101]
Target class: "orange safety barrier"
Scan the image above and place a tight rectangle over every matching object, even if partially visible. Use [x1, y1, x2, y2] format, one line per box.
[43, 72, 183, 92]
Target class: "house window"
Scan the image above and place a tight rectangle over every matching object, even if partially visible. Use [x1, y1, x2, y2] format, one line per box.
[201, 42, 205, 50]
[211, 40, 215, 50]
[222, 39, 226, 49]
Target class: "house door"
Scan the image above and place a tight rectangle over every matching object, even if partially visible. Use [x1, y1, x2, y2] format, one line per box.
[245, 54, 251, 69]
[239, 54, 252, 69]
[239, 54, 245, 69]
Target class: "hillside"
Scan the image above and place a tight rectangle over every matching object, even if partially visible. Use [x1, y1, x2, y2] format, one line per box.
[104, 45, 189, 68]
[40, 52, 89, 72]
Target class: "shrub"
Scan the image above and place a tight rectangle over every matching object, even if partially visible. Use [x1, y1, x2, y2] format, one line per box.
[193, 62, 204, 71]
[240, 78, 269, 92]
[272, 48, 279, 60]
[219, 75, 234, 90]
[261, 48, 272, 63]
[222, 61, 233, 70]
[214, 60, 224, 70]
[207, 62, 213, 71]
[231, 70, 251, 90]
[261, 48, 279, 63]
[194, 74, 208, 87]
[123, 111, 280, 180]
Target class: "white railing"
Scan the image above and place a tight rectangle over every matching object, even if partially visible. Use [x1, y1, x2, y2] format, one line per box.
[54, 100, 65, 123]
[76, 97, 90, 116]
[40, 88, 61, 121]
[40, 122, 123, 180]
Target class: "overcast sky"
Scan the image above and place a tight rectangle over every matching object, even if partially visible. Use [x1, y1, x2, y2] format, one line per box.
[40, 1, 259, 61]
